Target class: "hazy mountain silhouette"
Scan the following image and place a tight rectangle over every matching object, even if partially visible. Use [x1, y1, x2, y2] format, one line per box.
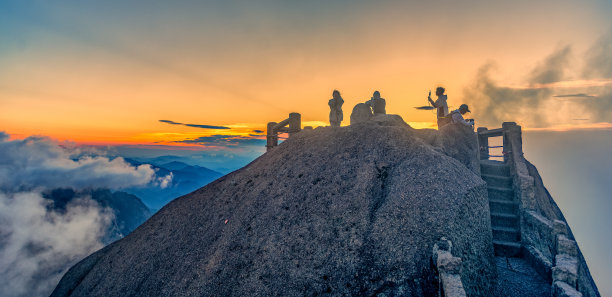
[122, 159, 223, 210]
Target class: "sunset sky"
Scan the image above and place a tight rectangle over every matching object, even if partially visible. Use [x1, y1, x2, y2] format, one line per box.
[1, 1, 612, 295]
[2, 0, 611, 147]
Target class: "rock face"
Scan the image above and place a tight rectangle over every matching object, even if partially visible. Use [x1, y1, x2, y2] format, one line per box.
[413, 123, 481, 175]
[52, 115, 495, 297]
[350, 103, 373, 125]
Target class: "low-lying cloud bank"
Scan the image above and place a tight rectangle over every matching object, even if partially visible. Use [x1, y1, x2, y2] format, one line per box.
[463, 31, 612, 129]
[0, 132, 156, 191]
[0, 132, 167, 297]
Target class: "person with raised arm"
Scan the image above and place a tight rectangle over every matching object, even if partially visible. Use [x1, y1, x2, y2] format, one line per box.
[428, 87, 449, 129]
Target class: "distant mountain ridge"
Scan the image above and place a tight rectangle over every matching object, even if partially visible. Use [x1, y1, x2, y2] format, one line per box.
[121, 159, 224, 210]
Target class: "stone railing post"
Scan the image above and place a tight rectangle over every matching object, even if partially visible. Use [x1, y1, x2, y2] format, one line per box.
[503, 122, 536, 210]
[433, 238, 467, 297]
[288, 112, 301, 137]
[266, 113, 302, 151]
[551, 220, 583, 297]
[502, 122, 517, 163]
[477, 127, 489, 160]
[266, 122, 278, 152]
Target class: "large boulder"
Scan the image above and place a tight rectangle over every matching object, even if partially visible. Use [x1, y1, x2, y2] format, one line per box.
[350, 103, 373, 125]
[52, 116, 495, 297]
[413, 123, 481, 175]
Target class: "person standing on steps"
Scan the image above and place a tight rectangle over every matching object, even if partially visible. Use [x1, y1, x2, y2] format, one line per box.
[366, 90, 386, 115]
[428, 87, 449, 129]
[450, 104, 474, 128]
[328, 90, 344, 127]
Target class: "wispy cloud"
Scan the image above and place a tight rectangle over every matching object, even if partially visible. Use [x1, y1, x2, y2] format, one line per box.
[174, 134, 266, 147]
[159, 120, 230, 130]
[524, 122, 612, 131]
[553, 93, 596, 98]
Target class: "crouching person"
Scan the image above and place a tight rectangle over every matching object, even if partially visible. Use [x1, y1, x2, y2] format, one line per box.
[451, 104, 474, 128]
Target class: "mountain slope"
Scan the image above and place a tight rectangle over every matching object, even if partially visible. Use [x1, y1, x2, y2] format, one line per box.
[52, 115, 495, 297]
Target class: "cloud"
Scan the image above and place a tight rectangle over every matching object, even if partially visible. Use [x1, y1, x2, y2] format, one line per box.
[174, 134, 266, 147]
[155, 172, 173, 189]
[252, 129, 264, 134]
[583, 29, 612, 79]
[0, 191, 113, 297]
[553, 93, 596, 98]
[0, 132, 157, 191]
[159, 120, 230, 130]
[528, 46, 572, 85]
[0, 132, 174, 297]
[462, 38, 612, 128]
[462, 62, 554, 127]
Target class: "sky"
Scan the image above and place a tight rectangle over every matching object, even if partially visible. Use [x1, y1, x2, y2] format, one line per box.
[1, 0, 611, 296]
[1, 0, 611, 146]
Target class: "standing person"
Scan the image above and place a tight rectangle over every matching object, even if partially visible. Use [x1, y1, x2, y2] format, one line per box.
[328, 90, 344, 127]
[450, 104, 474, 128]
[428, 87, 449, 129]
[366, 90, 386, 115]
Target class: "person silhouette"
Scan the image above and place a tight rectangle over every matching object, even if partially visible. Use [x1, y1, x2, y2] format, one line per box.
[428, 87, 449, 129]
[328, 90, 344, 127]
[366, 91, 386, 115]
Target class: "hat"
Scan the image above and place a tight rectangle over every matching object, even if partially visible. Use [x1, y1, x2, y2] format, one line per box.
[459, 104, 470, 112]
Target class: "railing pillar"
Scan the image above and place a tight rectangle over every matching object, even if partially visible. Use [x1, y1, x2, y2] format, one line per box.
[502, 122, 517, 163]
[288, 112, 301, 137]
[266, 113, 302, 151]
[477, 127, 489, 160]
[266, 122, 278, 152]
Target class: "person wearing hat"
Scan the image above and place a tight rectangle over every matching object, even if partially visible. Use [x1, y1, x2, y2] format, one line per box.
[450, 104, 474, 127]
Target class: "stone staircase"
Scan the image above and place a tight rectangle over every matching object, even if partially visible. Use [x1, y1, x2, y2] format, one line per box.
[480, 160, 521, 257]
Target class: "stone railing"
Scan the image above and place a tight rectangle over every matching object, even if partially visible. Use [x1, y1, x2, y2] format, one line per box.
[266, 112, 301, 151]
[551, 220, 583, 297]
[481, 122, 600, 297]
[432, 238, 467, 297]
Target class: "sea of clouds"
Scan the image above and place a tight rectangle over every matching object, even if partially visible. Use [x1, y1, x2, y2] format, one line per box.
[0, 132, 168, 297]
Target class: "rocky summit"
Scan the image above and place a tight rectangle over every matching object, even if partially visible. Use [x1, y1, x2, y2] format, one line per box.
[52, 115, 495, 297]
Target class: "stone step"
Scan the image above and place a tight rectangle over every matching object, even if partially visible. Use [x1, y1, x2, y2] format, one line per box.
[493, 240, 521, 257]
[491, 212, 520, 228]
[488, 186, 514, 202]
[480, 160, 511, 176]
[492, 226, 521, 242]
[489, 199, 519, 215]
[481, 174, 512, 188]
